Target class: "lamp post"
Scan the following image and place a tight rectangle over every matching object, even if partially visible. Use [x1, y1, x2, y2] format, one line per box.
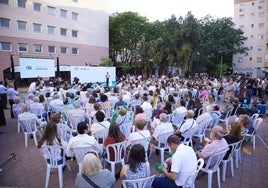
[220, 53, 223, 78]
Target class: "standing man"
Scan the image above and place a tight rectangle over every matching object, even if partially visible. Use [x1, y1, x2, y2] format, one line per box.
[152, 134, 197, 188]
[245, 74, 254, 100]
[105, 72, 110, 87]
[7, 83, 18, 118]
[0, 81, 7, 109]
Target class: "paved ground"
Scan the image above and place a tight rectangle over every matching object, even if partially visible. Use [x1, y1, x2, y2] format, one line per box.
[0, 93, 268, 187]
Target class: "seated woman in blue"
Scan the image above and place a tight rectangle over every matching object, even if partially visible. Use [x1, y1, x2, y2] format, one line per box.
[120, 144, 150, 180]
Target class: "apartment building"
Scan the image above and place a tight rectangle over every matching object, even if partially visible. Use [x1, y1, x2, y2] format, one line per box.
[0, 0, 109, 81]
[233, 0, 267, 78]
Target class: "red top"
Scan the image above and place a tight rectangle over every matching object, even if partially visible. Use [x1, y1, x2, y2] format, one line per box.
[104, 135, 126, 161]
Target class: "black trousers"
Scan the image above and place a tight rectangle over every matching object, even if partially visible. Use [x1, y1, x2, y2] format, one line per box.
[9, 99, 15, 118]
[0, 93, 7, 109]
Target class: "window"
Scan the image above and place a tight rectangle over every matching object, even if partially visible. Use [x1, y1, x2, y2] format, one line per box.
[0, 42, 11, 51]
[72, 12, 78, 20]
[60, 9, 67, 17]
[239, 4, 244, 12]
[259, 0, 264, 9]
[251, 24, 254, 28]
[250, 46, 253, 50]
[258, 34, 263, 40]
[47, 25, 55, 34]
[0, 17, 10, 28]
[33, 2, 41, 12]
[72, 0, 78, 2]
[48, 45, 55, 53]
[257, 46, 262, 52]
[47, 6, 55, 15]
[60, 47, 67, 54]
[252, 2, 254, 5]
[33, 23, 41, 32]
[18, 43, 28, 52]
[17, 0, 26, 8]
[238, 57, 243, 63]
[33, 44, 42, 53]
[60, 28, 67, 36]
[250, 35, 254, 39]
[239, 25, 244, 30]
[249, 57, 252, 61]
[72, 30, 78, 37]
[0, 0, 9, 4]
[72, 47, 78, 55]
[259, 12, 264, 17]
[17, 20, 26, 30]
[257, 57, 262, 63]
[239, 15, 244, 19]
[259, 23, 264, 29]
[251, 12, 254, 17]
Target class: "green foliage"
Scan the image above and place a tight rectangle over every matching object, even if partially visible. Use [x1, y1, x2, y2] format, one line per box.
[100, 57, 114, 67]
[109, 11, 248, 77]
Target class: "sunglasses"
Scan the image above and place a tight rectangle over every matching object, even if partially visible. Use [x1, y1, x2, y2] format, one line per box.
[84, 150, 99, 157]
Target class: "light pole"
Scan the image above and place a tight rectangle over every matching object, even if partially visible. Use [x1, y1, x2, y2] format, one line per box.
[220, 53, 223, 78]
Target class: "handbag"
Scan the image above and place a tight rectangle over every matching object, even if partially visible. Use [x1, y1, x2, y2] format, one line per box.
[82, 174, 100, 188]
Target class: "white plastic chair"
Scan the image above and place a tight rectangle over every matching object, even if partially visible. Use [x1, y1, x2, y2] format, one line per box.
[219, 108, 233, 123]
[153, 131, 174, 163]
[30, 107, 44, 120]
[182, 158, 205, 188]
[122, 175, 156, 188]
[222, 141, 240, 181]
[104, 106, 114, 120]
[244, 118, 263, 150]
[18, 119, 40, 148]
[72, 147, 97, 173]
[193, 118, 211, 143]
[143, 108, 153, 126]
[57, 124, 72, 143]
[68, 115, 85, 131]
[182, 127, 195, 147]
[130, 137, 151, 161]
[119, 122, 132, 138]
[41, 145, 67, 188]
[104, 141, 126, 175]
[12, 108, 22, 133]
[93, 128, 108, 152]
[201, 149, 228, 188]
[234, 130, 248, 169]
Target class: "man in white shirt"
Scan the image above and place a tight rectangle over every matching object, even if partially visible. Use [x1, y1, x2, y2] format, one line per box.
[171, 100, 187, 128]
[152, 113, 174, 141]
[175, 110, 197, 139]
[152, 134, 197, 188]
[18, 104, 47, 130]
[66, 121, 101, 157]
[49, 93, 63, 112]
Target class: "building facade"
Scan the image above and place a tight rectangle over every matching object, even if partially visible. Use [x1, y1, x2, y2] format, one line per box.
[0, 0, 109, 81]
[233, 0, 267, 78]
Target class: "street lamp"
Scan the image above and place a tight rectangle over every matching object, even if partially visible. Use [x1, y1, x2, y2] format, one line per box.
[220, 53, 223, 78]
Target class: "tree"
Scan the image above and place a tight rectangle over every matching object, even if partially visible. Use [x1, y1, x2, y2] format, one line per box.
[109, 12, 148, 73]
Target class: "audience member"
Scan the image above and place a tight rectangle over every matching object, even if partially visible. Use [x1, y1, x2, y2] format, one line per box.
[152, 134, 197, 188]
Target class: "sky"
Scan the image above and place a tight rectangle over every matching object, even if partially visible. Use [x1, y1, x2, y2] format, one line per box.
[109, 0, 234, 21]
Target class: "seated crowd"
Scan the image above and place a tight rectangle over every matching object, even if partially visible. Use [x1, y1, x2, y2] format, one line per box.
[11, 74, 264, 188]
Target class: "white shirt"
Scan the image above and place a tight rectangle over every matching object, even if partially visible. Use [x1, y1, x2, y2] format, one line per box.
[141, 101, 153, 111]
[179, 118, 197, 137]
[153, 122, 174, 139]
[127, 130, 151, 148]
[171, 144, 197, 186]
[91, 121, 110, 134]
[66, 134, 101, 157]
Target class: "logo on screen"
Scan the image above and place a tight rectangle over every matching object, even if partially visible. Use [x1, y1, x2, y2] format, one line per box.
[26, 66, 32, 70]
